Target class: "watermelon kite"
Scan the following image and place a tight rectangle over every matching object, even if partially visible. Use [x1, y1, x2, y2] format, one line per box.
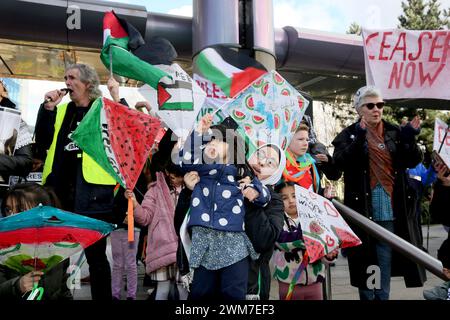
[70, 98, 161, 241]
[218, 70, 310, 159]
[294, 185, 362, 263]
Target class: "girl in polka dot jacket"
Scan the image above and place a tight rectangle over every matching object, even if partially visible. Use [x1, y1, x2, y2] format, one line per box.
[178, 114, 271, 300]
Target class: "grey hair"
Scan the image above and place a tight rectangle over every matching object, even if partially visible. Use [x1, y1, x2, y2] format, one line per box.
[353, 85, 383, 110]
[65, 64, 102, 100]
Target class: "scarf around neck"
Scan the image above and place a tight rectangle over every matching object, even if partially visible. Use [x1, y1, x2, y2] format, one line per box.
[366, 121, 394, 197]
[282, 150, 320, 192]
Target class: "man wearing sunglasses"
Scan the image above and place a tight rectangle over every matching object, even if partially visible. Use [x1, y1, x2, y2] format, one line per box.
[332, 86, 424, 300]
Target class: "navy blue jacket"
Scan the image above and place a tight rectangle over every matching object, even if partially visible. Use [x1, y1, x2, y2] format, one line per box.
[178, 130, 270, 232]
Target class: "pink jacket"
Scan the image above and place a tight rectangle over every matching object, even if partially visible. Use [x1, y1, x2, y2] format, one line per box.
[134, 172, 178, 274]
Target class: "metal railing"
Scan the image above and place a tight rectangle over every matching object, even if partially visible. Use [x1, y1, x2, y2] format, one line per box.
[331, 199, 447, 281]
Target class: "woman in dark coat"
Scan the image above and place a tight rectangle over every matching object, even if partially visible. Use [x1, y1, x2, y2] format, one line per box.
[332, 86, 425, 300]
[430, 159, 450, 279]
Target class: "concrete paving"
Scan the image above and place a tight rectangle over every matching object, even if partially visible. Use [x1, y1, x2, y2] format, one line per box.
[71, 225, 449, 300]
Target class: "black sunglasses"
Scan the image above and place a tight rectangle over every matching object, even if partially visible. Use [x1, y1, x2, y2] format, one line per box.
[363, 102, 385, 110]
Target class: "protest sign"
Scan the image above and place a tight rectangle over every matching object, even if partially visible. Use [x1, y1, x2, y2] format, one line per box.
[363, 29, 450, 99]
[295, 185, 361, 263]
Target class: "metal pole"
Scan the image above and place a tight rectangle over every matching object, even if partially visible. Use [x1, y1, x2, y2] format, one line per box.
[251, 0, 276, 70]
[192, 0, 240, 57]
[325, 264, 332, 300]
[332, 199, 447, 281]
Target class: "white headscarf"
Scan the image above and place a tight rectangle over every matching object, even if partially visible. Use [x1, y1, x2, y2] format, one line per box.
[249, 144, 286, 186]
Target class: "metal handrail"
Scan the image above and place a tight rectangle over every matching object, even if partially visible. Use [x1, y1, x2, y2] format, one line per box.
[331, 199, 448, 281]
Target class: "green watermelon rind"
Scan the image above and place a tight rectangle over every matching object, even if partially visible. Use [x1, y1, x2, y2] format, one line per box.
[245, 95, 255, 110]
[252, 115, 265, 125]
[252, 79, 265, 88]
[244, 124, 253, 135]
[273, 72, 285, 85]
[233, 109, 246, 121]
[291, 119, 298, 132]
[281, 88, 290, 96]
[261, 83, 269, 96]
[285, 109, 291, 122]
[274, 114, 280, 129]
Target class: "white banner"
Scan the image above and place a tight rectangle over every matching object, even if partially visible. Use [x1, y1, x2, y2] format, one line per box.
[363, 29, 450, 100]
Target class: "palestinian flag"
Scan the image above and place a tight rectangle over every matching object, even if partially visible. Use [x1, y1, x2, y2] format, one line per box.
[155, 64, 194, 111]
[195, 46, 267, 98]
[101, 11, 171, 90]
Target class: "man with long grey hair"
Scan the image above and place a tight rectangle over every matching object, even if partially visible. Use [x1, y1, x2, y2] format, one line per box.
[34, 63, 124, 300]
[332, 85, 425, 300]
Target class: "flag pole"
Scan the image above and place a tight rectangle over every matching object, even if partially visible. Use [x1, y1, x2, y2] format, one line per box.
[127, 196, 134, 242]
[437, 127, 448, 153]
[109, 50, 113, 78]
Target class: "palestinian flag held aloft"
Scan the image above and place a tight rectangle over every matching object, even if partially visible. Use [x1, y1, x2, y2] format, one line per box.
[101, 11, 171, 90]
[101, 11, 197, 113]
[195, 46, 268, 98]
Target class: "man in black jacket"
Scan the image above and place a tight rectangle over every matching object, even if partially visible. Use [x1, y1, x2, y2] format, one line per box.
[332, 85, 424, 300]
[34, 64, 125, 300]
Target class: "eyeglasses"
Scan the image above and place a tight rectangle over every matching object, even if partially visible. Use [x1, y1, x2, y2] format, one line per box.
[363, 102, 385, 110]
[255, 149, 279, 169]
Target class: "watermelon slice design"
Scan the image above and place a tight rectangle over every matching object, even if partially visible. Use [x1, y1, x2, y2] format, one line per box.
[331, 225, 362, 248]
[104, 100, 161, 189]
[274, 114, 280, 129]
[281, 88, 290, 96]
[291, 119, 298, 133]
[244, 124, 253, 136]
[245, 95, 255, 110]
[281, 137, 288, 150]
[252, 78, 265, 88]
[284, 109, 291, 122]
[309, 221, 324, 235]
[261, 82, 269, 96]
[252, 115, 265, 125]
[273, 72, 285, 85]
[303, 237, 325, 263]
[233, 109, 246, 121]
[298, 96, 305, 109]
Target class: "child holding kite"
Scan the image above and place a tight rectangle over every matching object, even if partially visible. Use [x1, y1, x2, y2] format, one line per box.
[125, 138, 189, 300]
[273, 181, 338, 300]
[176, 113, 271, 300]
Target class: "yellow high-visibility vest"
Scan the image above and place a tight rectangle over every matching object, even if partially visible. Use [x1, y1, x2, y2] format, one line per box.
[42, 101, 116, 185]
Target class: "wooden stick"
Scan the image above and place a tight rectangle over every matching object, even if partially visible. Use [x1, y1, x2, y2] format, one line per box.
[127, 197, 134, 242]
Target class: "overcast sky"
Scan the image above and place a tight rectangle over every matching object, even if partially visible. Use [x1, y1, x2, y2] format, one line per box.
[103, 0, 450, 34]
